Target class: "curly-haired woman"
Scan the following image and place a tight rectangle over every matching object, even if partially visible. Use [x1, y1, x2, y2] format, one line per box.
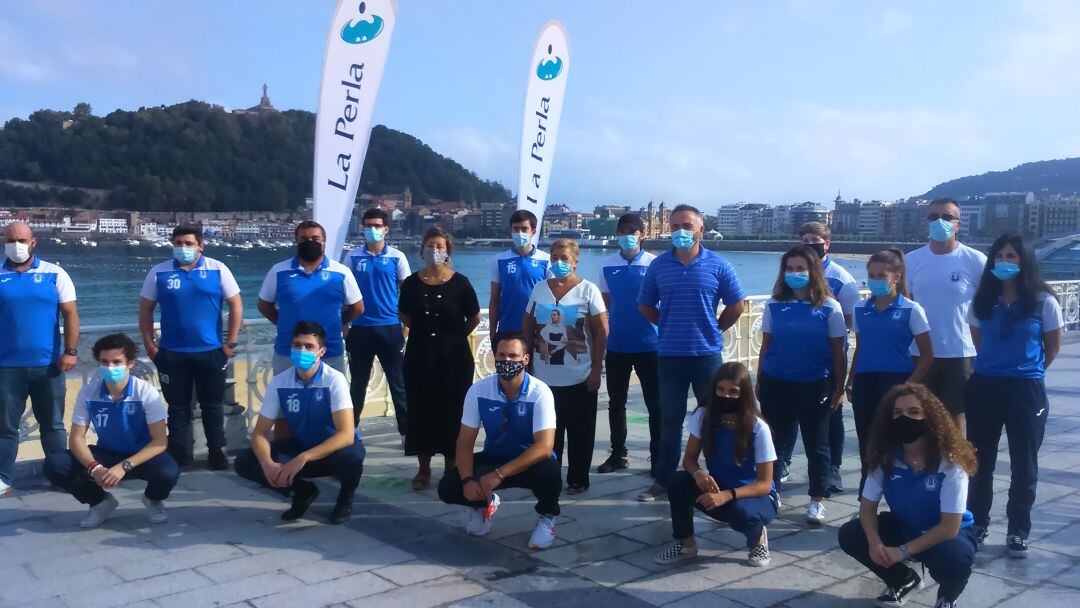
[838, 384, 979, 608]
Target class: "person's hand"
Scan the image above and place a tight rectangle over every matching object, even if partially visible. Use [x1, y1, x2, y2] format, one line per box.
[831, 389, 845, 410]
[90, 466, 110, 487]
[222, 343, 236, 358]
[58, 353, 77, 373]
[100, 464, 126, 488]
[882, 546, 906, 567]
[146, 344, 159, 361]
[342, 324, 351, 339]
[868, 541, 891, 567]
[696, 490, 731, 510]
[462, 478, 487, 503]
[844, 384, 853, 404]
[276, 455, 308, 487]
[586, 369, 602, 393]
[261, 461, 286, 488]
[692, 470, 720, 494]
[480, 470, 502, 495]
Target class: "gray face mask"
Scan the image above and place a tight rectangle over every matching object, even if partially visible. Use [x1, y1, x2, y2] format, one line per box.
[423, 248, 449, 266]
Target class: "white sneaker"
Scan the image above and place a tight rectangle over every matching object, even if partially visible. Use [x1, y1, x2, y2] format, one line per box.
[142, 495, 168, 524]
[806, 501, 826, 526]
[465, 493, 500, 536]
[0, 479, 12, 497]
[654, 540, 699, 566]
[80, 494, 119, 528]
[528, 514, 556, 550]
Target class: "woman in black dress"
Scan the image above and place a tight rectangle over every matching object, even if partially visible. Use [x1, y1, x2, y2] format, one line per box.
[399, 227, 481, 490]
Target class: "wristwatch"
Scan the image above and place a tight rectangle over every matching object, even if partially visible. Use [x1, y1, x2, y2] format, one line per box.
[121, 460, 134, 473]
[63, 348, 78, 357]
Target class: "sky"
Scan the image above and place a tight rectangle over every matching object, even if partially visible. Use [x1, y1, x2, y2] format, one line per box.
[4, 0, 1080, 211]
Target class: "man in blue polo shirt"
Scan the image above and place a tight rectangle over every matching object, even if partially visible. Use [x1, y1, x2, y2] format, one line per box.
[489, 209, 551, 333]
[438, 331, 561, 550]
[258, 220, 364, 375]
[44, 333, 179, 527]
[0, 221, 80, 497]
[798, 222, 859, 494]
[596, 213, 660, 477]
[234, 321, 365, 525]
[342, 208, 409, 432]
[140, 224, 242, 470]
[637, 205, 746, 502]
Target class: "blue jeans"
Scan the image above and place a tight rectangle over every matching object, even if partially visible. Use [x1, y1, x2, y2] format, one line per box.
[656, 354, 723, 488]
[347, 325, 407, 433]
[0, 365, 68, 485]
[44, 445, 180, 505]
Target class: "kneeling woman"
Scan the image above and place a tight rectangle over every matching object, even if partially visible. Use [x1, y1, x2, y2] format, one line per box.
[655, 362, 777, 568]
[839, 384, 978, 608]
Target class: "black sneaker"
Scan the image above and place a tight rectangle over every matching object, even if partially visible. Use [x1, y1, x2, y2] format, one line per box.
[874, 568, 920, 607]
[566, 484, 589, 495]
[1007, 535, 1028, 559]
[282, 480, 319, 521]
[597, 453, 629, 474]
[329, 493, 353, 525]
[780, 462, 791, 483]
[207, 449, 230, 471]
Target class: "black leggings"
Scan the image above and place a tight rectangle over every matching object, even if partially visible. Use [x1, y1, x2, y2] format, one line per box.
[551, 382, 598, 488]
[667, 470, 777, 547]
[851, 372, 909, 492]
[759, 373, 832, 497]
[234, 438, 365, 499]
[438, 452, 562, 516]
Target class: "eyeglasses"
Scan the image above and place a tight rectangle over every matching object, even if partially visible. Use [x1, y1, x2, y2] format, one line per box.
[927, 213, 958, 222]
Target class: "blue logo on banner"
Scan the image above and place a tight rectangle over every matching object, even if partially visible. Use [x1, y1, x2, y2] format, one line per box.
[341, 2, 384, 44]
[536, 44, 563, 80]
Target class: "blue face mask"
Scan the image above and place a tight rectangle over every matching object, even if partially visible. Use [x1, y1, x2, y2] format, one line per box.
[290, 349, 318, 371]
[173, 246, 197, 264]
[98, 365, 127, 384]
[511, 232, 532, 250]
[670, 229, 695, 250]
[550, 261, 573, 278]
[784, 272, 810, 289]
[991, 261, 1020, 281]
[617, 234, 639, 252]
[929, 219, 953, 243]
[363, 226, 385, 244]
[867, 278, 893, 297]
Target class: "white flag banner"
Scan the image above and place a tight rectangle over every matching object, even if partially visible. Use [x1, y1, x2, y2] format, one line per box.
[516, 20, 570, 241]
[313, 0, 397, 260]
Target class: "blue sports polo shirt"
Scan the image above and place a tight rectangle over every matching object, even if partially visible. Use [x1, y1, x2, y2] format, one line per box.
[863, 454, 974, 538]
[0, 256, 76, 367]
[140, 256, 241, 352]
[461, 373, 556, 465]
[822, 257, 860, 317]
[490, 247, 551, 332]
[342, 244, 410, 327]
[260, 362, 361, 449]
[71, 376, 168, 455]
[599, 250, 658, 354]
[637, 247, 746, 357]
[258, 257, 362, 358]
[968, 292, 1063, 379]
[852, 295, 930, 374]
[760, 297, 847, 382]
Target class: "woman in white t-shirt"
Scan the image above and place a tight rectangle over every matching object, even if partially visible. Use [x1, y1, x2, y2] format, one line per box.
[654, 362, 778, 569]
[522, 239, 608, 494]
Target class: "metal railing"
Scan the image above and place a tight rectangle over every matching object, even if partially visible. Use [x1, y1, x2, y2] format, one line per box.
[16, 280, 1080, 446]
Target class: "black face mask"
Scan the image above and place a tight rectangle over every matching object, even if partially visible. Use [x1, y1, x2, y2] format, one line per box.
[494, 359, 525, 380]
[890, 415, 927, 444]
[806, 242, 827, 260]
[297, 240, 323, 262]
[713, 396, 740, 414]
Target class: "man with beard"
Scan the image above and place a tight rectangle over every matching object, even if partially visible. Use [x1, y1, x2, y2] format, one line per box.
[258, 221, 364, 375]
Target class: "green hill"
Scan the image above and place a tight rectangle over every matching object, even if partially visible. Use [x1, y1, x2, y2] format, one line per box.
[0, 102, 511, 211]
[920, 157, 1080, 200]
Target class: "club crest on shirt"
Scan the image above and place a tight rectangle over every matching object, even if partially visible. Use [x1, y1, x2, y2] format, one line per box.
[516, 403, 528, 417]
[33, 273, 43, 283]
[380, 258, 388, 265]
[950, 272, 961, 282]
[314, 390, 324, 401]
[924, 476, 939, 491]
[531, 259, 538, 267]
[893, 310, 904, 321]
[199, 270, 207, 279]
[124, 403, 137, 415]
[320, 270, 330, 281]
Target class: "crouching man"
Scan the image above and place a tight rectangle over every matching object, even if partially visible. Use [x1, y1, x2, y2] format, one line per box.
[44, 333, 179, 527]
[438, 331, 562, 550]
[234, 321, 364, 524]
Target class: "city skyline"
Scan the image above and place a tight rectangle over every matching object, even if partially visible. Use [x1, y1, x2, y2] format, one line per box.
[4, 2, 1080, 208]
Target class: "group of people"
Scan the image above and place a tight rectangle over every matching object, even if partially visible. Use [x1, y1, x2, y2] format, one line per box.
[0, 195, 1063, 607]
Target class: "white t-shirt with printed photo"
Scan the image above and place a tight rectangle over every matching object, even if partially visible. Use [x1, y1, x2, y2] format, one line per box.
[525, 279, 607, 387]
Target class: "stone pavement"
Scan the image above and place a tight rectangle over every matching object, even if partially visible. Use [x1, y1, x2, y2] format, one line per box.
[3, 340, 1080, 607]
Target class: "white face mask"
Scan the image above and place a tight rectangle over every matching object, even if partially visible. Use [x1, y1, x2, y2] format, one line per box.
[4, 242, 31, 264]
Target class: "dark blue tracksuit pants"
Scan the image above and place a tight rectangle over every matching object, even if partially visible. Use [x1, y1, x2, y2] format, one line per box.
[839, 513, 978, 602]
[965, 373, 1048, 539]
[667, 470, 777, 547]
[346, 325, 407, 433]
[234, 438, 366, 499]
[44, 445, 180, 505]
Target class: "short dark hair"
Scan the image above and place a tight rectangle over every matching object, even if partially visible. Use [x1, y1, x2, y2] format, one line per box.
[292, 321, 327, 347]
[171, 224, 203, 244]
[491, 330, 527, 353]
[362, 207, 390, 226]
[509, 209, 538, 230]
[930, 197, 959, 210]
[93, 333, 137, 362]
[422, 226, 454, 257]
[797, 221, 831, 241]
[294, 220, 326, 240]
[671, 204, 703, 217]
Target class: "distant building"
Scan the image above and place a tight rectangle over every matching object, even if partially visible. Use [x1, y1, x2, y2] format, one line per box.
[789, 202, 831, 234]
[232, 84, 278, 117]
[1038, 196, 1080, 238]
[831, 194, 861, 237]
[97, 217, 128, 234]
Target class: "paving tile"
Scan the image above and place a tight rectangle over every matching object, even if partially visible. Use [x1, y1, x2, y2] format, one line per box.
[249, 571, 396, 608]
[372, 559, 454, 586]
[67, 569, 211, 608]
[988, 583, 1076, 608]
[718, 563, 837, 606]
[346, 575, 486, 608]
[0, 567, 122, 605]
[575, 558, 652, 587]
[446, 590, 533, 607]
[283, 544, 416, 584]
[620, 568, 722, 605]
[533, 534, 645, 568]
[112, 542, 250, 580]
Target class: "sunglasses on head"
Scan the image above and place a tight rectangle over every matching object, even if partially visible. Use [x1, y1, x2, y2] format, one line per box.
[927, 213, 958, 222]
